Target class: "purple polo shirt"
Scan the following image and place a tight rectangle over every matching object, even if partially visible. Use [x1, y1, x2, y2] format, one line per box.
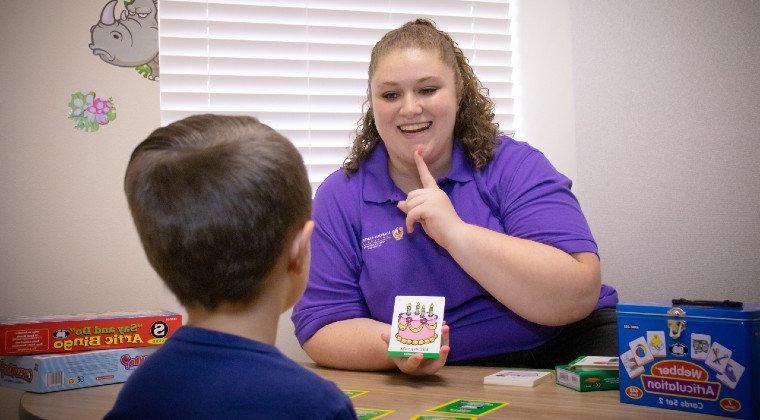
[292, 137, 618, 362]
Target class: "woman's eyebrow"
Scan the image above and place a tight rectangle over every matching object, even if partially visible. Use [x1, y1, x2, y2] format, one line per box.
[416, 76, 440, 84]
[376, 76, 441, 87]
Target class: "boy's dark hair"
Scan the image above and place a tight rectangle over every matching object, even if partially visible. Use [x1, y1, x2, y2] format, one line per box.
[124, 114, 311, 310]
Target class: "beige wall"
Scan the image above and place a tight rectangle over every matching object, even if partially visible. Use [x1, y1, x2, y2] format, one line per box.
[515, 0, 759, 304]
[568, 0, 760, 303]
[0, 1, 310, 364]
[1, 1, 173, 316]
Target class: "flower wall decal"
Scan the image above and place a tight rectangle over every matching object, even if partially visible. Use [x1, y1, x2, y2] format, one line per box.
[68, 91, 117, 132]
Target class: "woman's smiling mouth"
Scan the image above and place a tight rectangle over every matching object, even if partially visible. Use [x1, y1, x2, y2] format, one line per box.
[398, 122, 432, 134]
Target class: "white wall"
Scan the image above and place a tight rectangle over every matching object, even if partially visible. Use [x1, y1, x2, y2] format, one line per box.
[512, 0, 578, 181]
[518, 0, 760, 303]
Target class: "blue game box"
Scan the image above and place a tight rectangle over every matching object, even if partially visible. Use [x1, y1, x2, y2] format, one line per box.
[617, 300, 759, 419]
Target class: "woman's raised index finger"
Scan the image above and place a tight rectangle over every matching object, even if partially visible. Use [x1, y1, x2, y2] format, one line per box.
[414, 147, 437, 188]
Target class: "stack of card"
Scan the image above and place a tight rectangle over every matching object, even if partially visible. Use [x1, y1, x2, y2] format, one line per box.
[556, 355, 620, 392]
[483, 369, 553, 387]
[568, 356, 619, 370]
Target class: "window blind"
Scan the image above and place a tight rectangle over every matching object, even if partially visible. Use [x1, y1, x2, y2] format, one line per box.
[159, 0, 513, 191]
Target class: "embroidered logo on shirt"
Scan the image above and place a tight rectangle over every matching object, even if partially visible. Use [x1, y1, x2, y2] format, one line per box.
[362, 227, 404, 250]
[392, 227, 404, 240]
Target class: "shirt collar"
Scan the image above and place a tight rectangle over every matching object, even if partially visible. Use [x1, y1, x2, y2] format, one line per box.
[362, 141, 474, 204]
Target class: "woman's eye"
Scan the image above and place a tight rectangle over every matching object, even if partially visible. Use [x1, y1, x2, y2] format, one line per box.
[419, 87, 437, 95]
[382, 92, 399, 101]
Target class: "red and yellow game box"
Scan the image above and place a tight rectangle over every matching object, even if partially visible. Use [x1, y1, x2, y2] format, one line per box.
[1, 311, 182, 355]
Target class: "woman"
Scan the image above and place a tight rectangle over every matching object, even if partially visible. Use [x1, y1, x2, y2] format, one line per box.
[292, 19, 618, 375]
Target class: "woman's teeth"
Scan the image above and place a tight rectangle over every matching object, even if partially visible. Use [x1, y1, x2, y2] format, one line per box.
[398, 122, 431, 134]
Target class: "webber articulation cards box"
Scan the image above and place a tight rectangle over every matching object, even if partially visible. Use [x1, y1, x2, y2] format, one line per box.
[617, 301, 759, 419]
[0, 347, 157, 393]
[1, 311, 182, 355]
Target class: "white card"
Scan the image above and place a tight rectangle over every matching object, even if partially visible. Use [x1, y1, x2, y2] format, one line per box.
[705, 342, 732, 374]
[716, 358, 745, 390]
[483, 369, 553, 387]
[629, 336, 654, 366]
[387, 296, 445, 359]
[646, 331, 667, 358]
[690, 333, 711, 361]
[621, 350, 644, 378]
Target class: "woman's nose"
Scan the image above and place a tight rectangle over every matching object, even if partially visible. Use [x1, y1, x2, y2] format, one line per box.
[400, 94, 422, 117]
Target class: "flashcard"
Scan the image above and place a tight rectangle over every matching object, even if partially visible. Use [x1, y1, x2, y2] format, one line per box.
[629, 336, 654, 366]
[621, 350, 644, 379]
[387, 296, 445, 359]
[483, 369, 553, 386]
[705, 341, 732, 374]
[342, 389, 368, 399]
[354, 408, 395, 419]
[690, 333, 711, 361]
[411, 414, 476, 420]
[646, 331, 666, 357]
[669, 342, 688, 357]
[429, 399, 508, 416]
[716, 358, 745, 390]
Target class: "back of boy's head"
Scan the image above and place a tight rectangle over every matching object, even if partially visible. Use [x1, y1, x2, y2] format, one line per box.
[124, 114, 311, 311]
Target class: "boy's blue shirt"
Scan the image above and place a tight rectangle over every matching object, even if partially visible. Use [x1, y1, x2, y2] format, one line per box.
[106, 325, 356, 419]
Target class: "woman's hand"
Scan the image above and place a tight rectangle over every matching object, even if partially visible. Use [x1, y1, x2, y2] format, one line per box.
[380, 323, 450, 375]
[397, 148, 465, 248]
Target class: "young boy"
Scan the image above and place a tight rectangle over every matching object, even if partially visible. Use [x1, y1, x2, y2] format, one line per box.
[106, 115, 356, 419]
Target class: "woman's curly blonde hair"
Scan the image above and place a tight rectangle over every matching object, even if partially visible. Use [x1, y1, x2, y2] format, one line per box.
[343, 19, 501, 174]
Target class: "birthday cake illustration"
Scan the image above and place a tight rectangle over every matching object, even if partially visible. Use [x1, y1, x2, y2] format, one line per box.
[395, 302, 438, 345]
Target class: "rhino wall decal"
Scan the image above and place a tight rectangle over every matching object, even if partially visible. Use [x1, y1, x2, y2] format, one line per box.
[89, 0, 159, 80]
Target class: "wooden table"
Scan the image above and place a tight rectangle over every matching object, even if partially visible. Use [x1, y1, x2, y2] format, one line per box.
[20, 364, 715, 419]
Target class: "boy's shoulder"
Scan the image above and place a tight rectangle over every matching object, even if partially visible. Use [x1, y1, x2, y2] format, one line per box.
[107, 327, 353, 419]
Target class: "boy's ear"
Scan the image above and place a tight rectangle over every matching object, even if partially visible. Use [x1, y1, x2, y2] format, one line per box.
[287, 220, 314, 275]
